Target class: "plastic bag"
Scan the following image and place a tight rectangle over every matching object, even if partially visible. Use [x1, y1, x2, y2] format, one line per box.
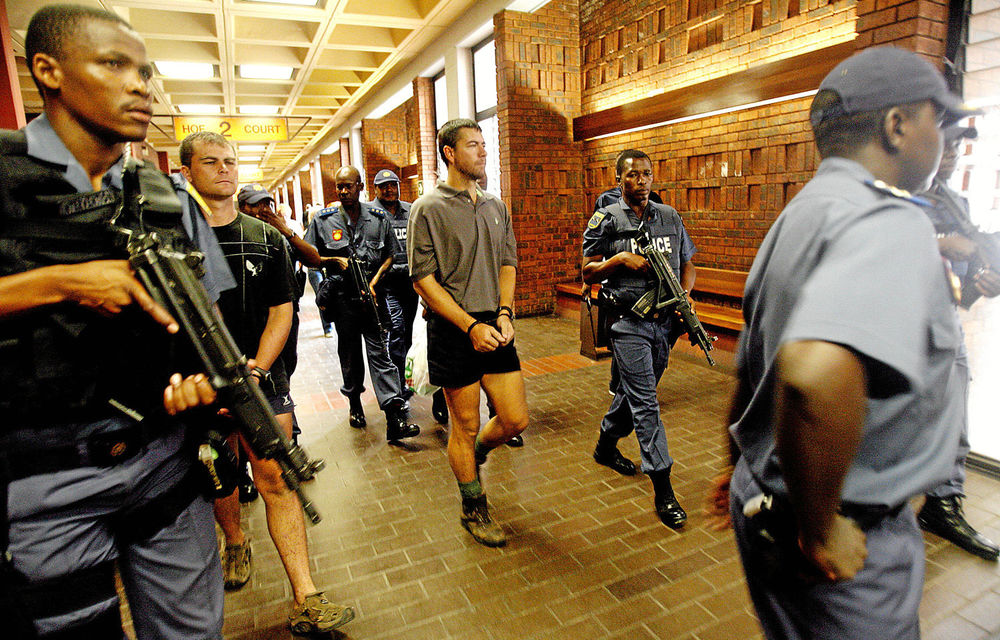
[405, 312, 439, 395]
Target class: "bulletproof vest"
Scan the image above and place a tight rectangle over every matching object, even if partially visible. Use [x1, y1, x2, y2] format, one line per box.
[386, 206, 409, 276]
[600, 202, 683, 306]
[0, 130, 191, 427]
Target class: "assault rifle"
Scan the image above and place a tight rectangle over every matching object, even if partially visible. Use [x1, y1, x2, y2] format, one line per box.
[346, 244, 390, 353]
[113, 158, 325, 523]
[922, 184, 1000, 308]
[630, 220, 717, 366]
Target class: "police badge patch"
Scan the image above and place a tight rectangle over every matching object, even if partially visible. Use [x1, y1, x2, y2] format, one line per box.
[332, 229, 342, 241]
[587, 211, 606, 229]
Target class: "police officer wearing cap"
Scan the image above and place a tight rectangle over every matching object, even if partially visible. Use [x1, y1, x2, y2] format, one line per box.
[582, 148, 696, 530]
[917, 124, 1000, 561]
[706, 46, 980, 639]
[370, 169, 419, 398]
[304, 166, 419, 441]
[0, 5, 234, 637]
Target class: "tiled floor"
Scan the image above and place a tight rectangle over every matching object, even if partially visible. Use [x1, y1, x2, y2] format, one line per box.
[221, 293, 1000, 640]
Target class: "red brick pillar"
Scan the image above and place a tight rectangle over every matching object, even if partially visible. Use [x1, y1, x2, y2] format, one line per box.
[495, 0, 583, 315]
[413, 77, 438, 196]
[339, 138, 351, 167]
[854, 0, 949, 64]
[319, 154, 339, 205]
[0, 0, 26, 130]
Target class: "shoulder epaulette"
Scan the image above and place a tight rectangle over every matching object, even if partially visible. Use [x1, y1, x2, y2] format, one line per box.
[318, 205, 339, 217]
[366, 204, 386, 219]
[865, 179, 932, 207]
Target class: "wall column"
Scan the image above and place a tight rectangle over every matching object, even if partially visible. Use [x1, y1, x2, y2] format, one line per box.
[291, 174, 303, 221]
[0, 0, 26, 129]
[414, 77, 438, 194]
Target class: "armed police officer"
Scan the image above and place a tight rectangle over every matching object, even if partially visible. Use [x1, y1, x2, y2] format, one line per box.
[917, 123, 1000, 561]
[582, 148, 695, 530]
[708, 47, 978, 639]
[0, 5, 235, 638]
[304, 165, 419, 442]
[370, 169, 419, 398]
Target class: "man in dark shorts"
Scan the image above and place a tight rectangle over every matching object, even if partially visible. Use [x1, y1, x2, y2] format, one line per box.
[408, 118, 529, 547]
[178, 132, 354, 634]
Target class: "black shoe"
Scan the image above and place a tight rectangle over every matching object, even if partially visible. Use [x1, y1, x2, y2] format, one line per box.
[348, 396, 366, 429]
[432, 389, 449, 424]
[238, 475, 258, 504]
[650, 469, 687, 529]
[919, 495, 1000, 561]
[386, 403, 420, 442]
[593, 446, 636, 476]
[506, 435, 524, 447]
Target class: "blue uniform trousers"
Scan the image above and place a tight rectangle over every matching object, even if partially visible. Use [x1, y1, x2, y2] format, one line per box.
[927, 339, 970, 499]
[384, 280, 419, 393]
[326, 287, 406, 409]
[307, 268, 332, 334]
[7, 419, 224, 639]
[600, 315, 674, 473]
[730, 459, 922, 640]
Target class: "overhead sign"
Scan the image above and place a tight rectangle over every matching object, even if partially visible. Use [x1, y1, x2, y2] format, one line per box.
[172, 116, 289, 142]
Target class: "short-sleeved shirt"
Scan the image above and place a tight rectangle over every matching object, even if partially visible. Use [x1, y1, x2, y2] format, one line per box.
[407, 181, 518, 313]
[582, 198, 696, 307]
[212, 213, 297, 370]
[303, 201, 399, 288]
[731, 157, 962, 508]
[372, 197, 412, 277]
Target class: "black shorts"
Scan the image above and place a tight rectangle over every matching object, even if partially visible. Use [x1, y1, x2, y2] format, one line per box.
[427, 311, 521, 389]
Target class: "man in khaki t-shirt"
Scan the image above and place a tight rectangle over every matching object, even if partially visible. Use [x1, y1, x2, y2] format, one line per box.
[407, 119, 528, 547]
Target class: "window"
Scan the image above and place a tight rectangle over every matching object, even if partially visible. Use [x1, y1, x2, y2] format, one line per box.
[473, 38, 501, 198]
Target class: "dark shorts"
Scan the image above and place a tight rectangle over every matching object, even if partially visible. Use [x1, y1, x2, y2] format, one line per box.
[261, 365, 295, 416]
[427, 311, 521, 389]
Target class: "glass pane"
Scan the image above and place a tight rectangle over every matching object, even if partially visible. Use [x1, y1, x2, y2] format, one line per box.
[478, 114, 501, 199]
[474, 40, 498, 113]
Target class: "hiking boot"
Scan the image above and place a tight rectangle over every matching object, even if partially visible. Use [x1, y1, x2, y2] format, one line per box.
[506, 434, 524, 447]
[348, 395, 366, 429]
[288, 591, 355, 634]
[461, 494, 507, 547]
[223, 538, 252, 591]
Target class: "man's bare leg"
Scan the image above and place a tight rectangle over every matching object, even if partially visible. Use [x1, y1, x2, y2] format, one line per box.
[445, 371, 528, 547]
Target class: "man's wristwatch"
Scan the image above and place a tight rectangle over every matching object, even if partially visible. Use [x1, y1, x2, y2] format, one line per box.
[250, 366, 271, 382]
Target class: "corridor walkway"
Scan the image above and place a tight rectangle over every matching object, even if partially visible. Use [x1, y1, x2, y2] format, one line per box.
[221, 292, 1000, 640]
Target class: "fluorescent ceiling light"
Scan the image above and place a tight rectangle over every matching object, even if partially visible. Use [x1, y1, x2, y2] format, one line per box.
[506, 0, 551, 12]
[239, 65, 295, 80]
[239, 105, 281, 115]
[239, 156, 262, 162]
[242, 0, 318, 5]
[155, 61, 215, 79]
[239, 145, 268, 152]
[177, 104, 222, 114]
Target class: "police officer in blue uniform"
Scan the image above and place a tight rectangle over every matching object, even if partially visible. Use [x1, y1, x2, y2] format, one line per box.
[582, 149, 696, 529]
[0, 6, 232, 637]
[304, 165, 419, 441]
[707, 47, 980, 639]
[917, 124, 1000, 560]
[370, 169, 419, 396]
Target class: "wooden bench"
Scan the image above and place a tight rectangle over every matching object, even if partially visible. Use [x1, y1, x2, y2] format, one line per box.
[555, 268, 748, 360]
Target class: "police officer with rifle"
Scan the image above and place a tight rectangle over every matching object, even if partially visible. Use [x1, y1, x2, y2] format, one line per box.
[305, 165, 419, 442]
[0, 6, 235, 638]
[582, 149, 700, 530]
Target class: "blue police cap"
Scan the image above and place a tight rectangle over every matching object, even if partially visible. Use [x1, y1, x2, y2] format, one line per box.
[237, 183, 273, 205]
[811, 47, 980, 127]
[373, 169, 400, 185]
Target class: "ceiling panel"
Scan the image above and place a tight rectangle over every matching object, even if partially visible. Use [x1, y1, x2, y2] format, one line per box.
[6, 0, 481, 185]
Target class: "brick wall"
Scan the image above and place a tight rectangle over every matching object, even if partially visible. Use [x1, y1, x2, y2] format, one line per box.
[583, 96, 816, 271]
[413, 77, 439, 194]
[360, 99, 420, 203]
[496, 0, 584, 315]
[319, 153, 340, 207]
[579, 0, 858, 114]
[854, 0, 948, 59]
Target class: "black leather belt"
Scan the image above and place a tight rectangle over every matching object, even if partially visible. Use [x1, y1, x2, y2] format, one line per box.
[0, 422, 158, 481]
